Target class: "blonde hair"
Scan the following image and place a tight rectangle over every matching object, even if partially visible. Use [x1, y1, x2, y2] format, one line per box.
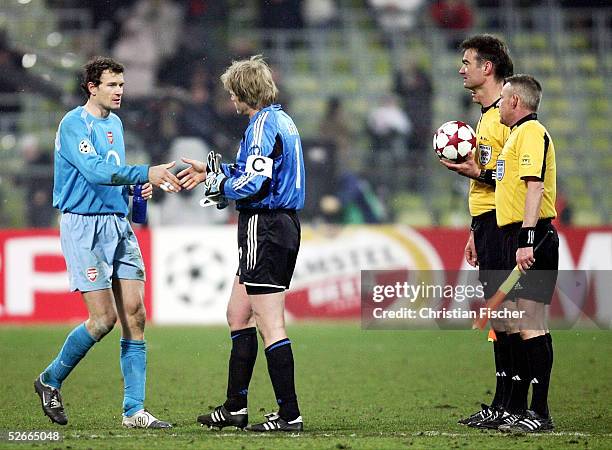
[220, 55, 278, 109]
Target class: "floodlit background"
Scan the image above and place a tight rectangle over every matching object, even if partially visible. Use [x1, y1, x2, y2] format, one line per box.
[0, 0, 610, 228]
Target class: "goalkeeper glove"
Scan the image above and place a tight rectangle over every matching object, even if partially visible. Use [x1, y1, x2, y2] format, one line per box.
[199, 151, 229, 209]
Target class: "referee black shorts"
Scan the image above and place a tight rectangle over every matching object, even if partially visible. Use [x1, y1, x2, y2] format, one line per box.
[501, 218, 559, 304]
[237, 209, 301, 295]
[471, 210, 505, 299]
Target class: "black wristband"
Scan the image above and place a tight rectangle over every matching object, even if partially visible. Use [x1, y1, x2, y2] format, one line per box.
[470, 216, 477, 231]
[518, 227, 536, 248]
[477, 169, 496, 187]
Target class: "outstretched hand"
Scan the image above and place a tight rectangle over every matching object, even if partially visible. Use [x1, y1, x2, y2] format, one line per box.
[439, 152, 480, 178]
[178, 157, 207, 190]
[148, 161, 182, 193]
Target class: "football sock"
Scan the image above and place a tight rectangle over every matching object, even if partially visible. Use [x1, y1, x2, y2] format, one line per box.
[120, 338, 146, 417]
[41, 322, 97, 389]
[224, 327, 258, 412]
[525, 334, 552, 418]
[506, 332, 529, 413]
[546, 332, 553, 366]
[498, 331, 514, 408]
[491, 331, 507, 408]
[265, 338, 300, 421]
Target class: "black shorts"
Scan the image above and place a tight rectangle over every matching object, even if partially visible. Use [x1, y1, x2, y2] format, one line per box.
[237, 209, 301, 295]
[472, 210, 505, 299]
[501, 219, 559, 304]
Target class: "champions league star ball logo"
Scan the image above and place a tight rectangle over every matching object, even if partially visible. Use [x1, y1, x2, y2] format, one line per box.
[164, 243, 228, 307]
[433, 120, 477, 163]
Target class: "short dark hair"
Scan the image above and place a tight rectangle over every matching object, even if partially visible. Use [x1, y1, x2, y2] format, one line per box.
[80, 56, 124, 98]
[504, 74, 543, 112]
[460, 34, 514, 81]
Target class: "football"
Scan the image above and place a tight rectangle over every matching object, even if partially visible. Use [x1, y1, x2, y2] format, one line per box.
[433, 120, 476, 163]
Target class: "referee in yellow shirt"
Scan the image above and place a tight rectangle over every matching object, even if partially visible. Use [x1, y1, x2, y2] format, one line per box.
[441, 35, 516, 428]
[495, 74, 558, 433]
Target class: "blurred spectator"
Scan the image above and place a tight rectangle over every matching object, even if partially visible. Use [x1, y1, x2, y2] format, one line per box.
[269, 63, 291, 112]
[554, 189, 573, 227]
[212, 84, 249, 156]
[394, 62, 433, 151]
[16, 135, 56, 228]
[366, 94, 412, 197]
[258, 0, 304, 48]
[258, 0, 304, 29]
[179, 65, 220, 147]
[318, 97, 352, 165]
[367, 94, 412, 154]
[301, 140, 339, 222]
[430, 0, 474, 48]
[112, 0, 183, 98]
[337, 171, 387, 224]
[0, 29, 64, 116]
[112, 17, 158, 98]
[430, 0, 474, 30]
[303, 0, 339, 28]
[184, 0, 228, 63]
[368, 0, 425, 32]
[393, 62, 433, 189]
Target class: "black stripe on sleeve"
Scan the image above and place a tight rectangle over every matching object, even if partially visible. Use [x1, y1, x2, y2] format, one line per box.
[540, 132, 549, 181]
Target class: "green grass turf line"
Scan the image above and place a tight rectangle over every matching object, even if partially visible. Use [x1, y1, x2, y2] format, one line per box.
[0, 323, 610, 449]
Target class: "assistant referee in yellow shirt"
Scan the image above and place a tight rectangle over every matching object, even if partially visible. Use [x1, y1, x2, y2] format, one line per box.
[495, 74, 558, 433]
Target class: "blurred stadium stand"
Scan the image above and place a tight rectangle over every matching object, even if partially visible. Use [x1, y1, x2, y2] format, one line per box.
[0, 0, 609, 227]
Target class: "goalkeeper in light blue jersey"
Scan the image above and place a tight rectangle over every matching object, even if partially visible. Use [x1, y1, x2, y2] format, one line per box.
[34, 57, 180, 429]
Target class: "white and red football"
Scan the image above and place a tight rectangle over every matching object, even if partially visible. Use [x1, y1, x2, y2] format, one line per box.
[433, 120, 476, 163]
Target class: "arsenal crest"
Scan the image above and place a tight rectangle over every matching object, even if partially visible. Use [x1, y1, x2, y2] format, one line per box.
[86, 267, 98, 282]
[107, 131, 114, 144]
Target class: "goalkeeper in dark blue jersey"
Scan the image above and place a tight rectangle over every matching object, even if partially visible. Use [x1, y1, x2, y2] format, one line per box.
[179, 55, 305, 432]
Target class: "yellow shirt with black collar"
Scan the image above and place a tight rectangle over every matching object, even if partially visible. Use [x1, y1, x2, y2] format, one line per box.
[495, 113, 557, 227]
[468, 100, 511, 216]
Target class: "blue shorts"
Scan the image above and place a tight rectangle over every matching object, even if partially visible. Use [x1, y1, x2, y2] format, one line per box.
[60, 213, 146, 292]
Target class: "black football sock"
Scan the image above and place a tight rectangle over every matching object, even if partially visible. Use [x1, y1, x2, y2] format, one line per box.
[265, 338, 300, 422]
[525, 334, 552, 418]
[546, 332, 553, 366]
[498, 331, 514, 408]
[224, 327, 258, 412]
[491, 331, 507, 408]
[506, 332, 529, 413]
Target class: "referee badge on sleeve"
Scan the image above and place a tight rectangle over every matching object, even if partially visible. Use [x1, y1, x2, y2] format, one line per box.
[496, 160, 505, 181]
[479, 144, 492, 165]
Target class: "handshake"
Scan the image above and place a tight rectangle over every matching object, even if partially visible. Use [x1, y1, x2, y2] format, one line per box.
[177, 151, 229, 209]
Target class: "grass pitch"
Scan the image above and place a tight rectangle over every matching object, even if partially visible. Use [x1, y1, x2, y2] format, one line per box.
[0, 323, 610, 449]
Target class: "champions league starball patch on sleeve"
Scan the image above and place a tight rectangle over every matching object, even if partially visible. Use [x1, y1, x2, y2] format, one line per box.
[79, 139, 97, 155]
